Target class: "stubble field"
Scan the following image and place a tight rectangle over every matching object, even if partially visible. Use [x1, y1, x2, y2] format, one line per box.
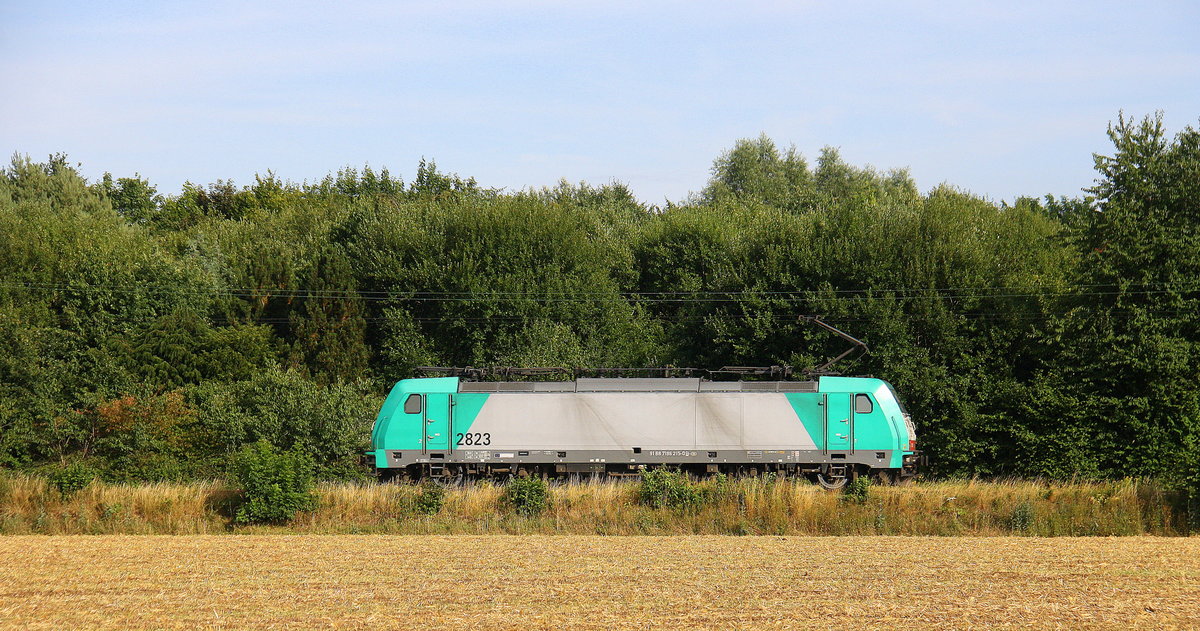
[1, 535, 1198, 630]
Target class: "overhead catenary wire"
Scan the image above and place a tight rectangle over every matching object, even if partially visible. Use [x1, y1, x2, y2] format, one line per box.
[209, 307, 1200, 326]
[3, 279, 1197, 294]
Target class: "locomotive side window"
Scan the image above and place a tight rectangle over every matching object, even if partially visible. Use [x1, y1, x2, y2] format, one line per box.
[854, 394, 873, 414]
[403, 394, 423, 414]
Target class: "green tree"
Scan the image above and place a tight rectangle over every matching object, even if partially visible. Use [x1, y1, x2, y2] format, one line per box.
[111, 309, 280, 388]
[348, 193, 661, 371]
[98, 173, 160, 225]
[288, 245, 369, 384]
[1024, 113, 1200, 479]
[702, 134, 814, 212]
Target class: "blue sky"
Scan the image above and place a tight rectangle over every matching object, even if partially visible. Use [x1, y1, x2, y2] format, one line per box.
[2, 1, 1198, 204]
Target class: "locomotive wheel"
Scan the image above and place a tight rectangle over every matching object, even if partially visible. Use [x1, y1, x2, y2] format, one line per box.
[814, 472, 848, 490]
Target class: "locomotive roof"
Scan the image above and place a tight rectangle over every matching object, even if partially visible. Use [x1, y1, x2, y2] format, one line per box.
[458, 377, 819, 393]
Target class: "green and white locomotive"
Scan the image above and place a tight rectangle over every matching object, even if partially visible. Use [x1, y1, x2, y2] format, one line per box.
[369, 374, 919, 487]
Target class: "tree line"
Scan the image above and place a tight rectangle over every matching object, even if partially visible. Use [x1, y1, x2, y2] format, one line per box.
[1, 113, 1197, 483]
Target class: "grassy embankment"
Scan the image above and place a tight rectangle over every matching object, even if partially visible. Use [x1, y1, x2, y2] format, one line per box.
[0, 474, 1187, 536]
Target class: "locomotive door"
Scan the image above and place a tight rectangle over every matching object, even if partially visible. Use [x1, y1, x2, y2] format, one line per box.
[824, 393, 851, 452]
[424, 393, 452, 452]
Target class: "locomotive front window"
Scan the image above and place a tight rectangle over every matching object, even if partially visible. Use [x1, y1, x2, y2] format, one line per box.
[854, 394, 874, 414]
[403, 394, 423, 414]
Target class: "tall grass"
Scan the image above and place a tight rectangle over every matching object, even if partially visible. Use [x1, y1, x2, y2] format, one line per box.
[0, 474, 231, 534]
[0, 472, 1188, 536]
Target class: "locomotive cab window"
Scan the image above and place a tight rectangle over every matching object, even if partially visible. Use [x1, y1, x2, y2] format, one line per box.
[854, 394, 874, 414]
[403, 394, 423, 414]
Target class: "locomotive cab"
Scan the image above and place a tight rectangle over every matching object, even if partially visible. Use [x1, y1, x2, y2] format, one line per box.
[815, 376, 918, 483]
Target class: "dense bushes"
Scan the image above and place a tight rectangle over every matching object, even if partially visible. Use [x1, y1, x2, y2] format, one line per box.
[1186, 456, 1200, 530]
[842, 477, 871, 504]
[413, 480, 445, 516]
[186, 368, 379, 480]
[505, 475, 550, 516]
[49, 463, 96, 499]
[1, 113, 1198, 484]
[638, 468, 703, 510]
[230, 441, 317, 524]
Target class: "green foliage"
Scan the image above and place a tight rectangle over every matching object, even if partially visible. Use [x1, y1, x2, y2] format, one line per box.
[287, 245, 368, 384]
[413, 479, 446, 515]
[346, 192, 662, 369]
[505, 475, 550, 516]
[409, 159, 480, 199]
[703, 134, 815, 212]
[1018, 113, 1200, 479]
[638, 468, 702, 510]
[50, 462, 97, 499]
[1, 117, 1198, 484]
[230, 440, 317, 524]
[186, 368, 379, 480]
[112, 310, 280, 388]
[86, 390, 195, 483]
[842, 477, 871, 504]
[97, 173, 161, 225]
[704, 472, 733, 502]
[1185, 454, 1200, 532]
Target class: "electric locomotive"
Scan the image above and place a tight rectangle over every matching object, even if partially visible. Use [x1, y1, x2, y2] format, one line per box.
[369, 373, 918, 487]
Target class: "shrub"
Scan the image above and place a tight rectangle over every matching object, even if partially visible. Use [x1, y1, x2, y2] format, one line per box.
[1010, 501, 1035, 533]
[505, 475, 550, 516]
[230, 440, 317, 524]
[188, 369, 381, 481]
[842, 477, 871, 504]
[50, 463, 97, 499]
[413, 479, 446, 516]
[638, 468, 701, 510]
[703, 472, 733, 503]
[1187, 466, 1200, 533]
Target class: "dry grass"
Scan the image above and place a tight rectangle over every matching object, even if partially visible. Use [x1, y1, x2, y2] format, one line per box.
[0, 475, 231, 535]
[287, 476, 1189, 536]
[0, 474, 1189, 536]
[0, 535, 1197, 630]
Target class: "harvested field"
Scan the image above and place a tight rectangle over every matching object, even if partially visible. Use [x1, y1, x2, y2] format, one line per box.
[1, 535, 1198, 629]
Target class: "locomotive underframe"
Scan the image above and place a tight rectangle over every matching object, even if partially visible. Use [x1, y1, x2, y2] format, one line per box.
[378, 447, 919, 483]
